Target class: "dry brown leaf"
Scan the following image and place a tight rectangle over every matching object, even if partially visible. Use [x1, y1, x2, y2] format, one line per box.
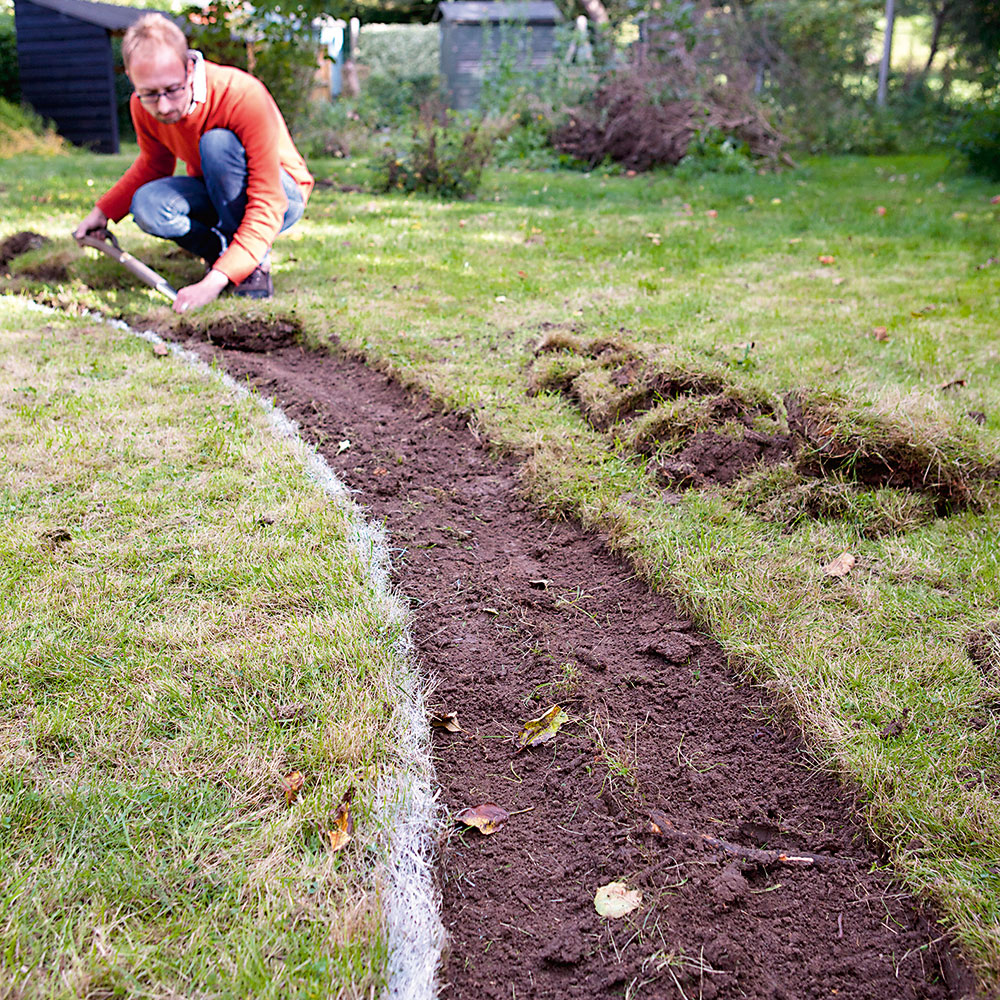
[431, 711, 462, 733]
[823, 552, 856, 578]
[594, 882, 643, 918]
[152, 342, 169, 357]
[818, 254, 835, 265]
[938, 377, 967, 391]
[454, 803, 509, 835]
[872, 326, 889, 341]
[281, 770, 304, 806]
[517, 705, 569, 750]
[321, 786, 355, 851]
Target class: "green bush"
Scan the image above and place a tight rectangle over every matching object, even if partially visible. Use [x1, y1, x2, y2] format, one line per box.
[675, 126, 755, 177]
[357, 23, 438, 80]
[0, 95, 63, 156]
[0, 12, 19, 103]
[373, 113, 492, 198]
[185, 1, 316, 131]
[952, 104, 1000, 180]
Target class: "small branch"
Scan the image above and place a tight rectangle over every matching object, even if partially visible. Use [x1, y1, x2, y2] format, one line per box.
[648, 809, 859, 869]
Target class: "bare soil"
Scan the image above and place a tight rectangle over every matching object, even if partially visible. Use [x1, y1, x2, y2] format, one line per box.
[0, 230, 49, 273]
[153, 320, 977, 1000]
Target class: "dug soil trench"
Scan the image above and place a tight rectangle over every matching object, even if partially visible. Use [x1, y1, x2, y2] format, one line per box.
[160, 323, 974, 1000]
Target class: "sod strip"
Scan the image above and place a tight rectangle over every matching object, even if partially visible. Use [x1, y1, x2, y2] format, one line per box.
[0, 297, 442, 999]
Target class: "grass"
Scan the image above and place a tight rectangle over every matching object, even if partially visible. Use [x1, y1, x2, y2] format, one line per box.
[0, 298, 422, 996]
[2, 145, 1000, 988]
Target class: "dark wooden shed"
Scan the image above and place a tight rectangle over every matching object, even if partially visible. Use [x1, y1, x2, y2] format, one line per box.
[437, 1, 561, 111]
[12, 0, 160, 153]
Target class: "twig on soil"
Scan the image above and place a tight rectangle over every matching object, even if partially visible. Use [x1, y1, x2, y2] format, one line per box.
[648, 809, 860, 869]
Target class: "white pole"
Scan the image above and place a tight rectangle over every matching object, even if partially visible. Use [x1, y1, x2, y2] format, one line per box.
[877, 0, 895, 108]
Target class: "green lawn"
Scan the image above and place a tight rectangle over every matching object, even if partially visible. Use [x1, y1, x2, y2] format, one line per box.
[0, 296, 437, 997]
[3, 146, 1000, 990]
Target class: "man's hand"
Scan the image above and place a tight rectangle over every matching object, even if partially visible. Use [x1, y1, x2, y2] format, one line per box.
[73, 207, 109, 245]
[173, 268, 229, 314]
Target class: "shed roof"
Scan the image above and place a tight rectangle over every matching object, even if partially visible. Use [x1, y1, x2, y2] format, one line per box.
[437, 1, 562, 24]
[16, 0, 161, 31]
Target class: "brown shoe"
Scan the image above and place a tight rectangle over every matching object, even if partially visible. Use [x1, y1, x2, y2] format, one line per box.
[233, 265, 273, 299]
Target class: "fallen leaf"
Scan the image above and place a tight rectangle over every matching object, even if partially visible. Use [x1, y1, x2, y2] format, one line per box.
[321, 786, 354, 851]
[594, 882, 642, 918]
[832, 277, 845, 286]
[872, 326, 889, 341]
[431, 711, 462, 733]
[771, 197, 782, 205]
[337, 439, 351, 454]
[281, 771, 304, 805]
[528, 578, 552, 590]
[517, 705, 569, 750]
[823, 552, 856, 578]
[818, 254, 835, 265]
[991, 194, 1000, 205]
[152, 342, 169, 357]
[455, 803, 509, 835]
[705, 209, 718, 218]
[875, 205, 887, 216]
[938, 377, 966, 391]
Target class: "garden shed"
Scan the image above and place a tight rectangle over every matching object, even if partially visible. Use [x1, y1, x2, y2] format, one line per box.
[437, 0, 561, 111]
[12, 0, 165, 153]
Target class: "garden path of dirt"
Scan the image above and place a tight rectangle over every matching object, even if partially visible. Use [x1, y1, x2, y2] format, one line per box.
[151, 320, 980, 1000]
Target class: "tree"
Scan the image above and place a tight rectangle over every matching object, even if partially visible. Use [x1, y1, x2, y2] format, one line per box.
[913, 0, 1000, 90]
[877, 0, 895, 107]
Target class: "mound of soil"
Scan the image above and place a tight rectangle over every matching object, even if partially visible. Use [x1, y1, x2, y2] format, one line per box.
[0, 231, 50, 273]
[658, 429, 794, 487]
[162, 320, 976, 1000]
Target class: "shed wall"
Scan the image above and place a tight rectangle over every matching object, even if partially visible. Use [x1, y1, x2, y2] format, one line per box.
[14, 0, 119, 152]
[440, 20, 557, 110]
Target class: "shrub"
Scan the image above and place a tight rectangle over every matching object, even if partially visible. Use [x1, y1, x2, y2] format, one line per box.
[0, 96, 63, 157]
[372, 107, 492, 198]
[357, 23, 438, 81]
[674, 125, 755, 177]
[952, 104, 1000, 180]
[0, 13, 18, 103]
[185, 0, 317, 131]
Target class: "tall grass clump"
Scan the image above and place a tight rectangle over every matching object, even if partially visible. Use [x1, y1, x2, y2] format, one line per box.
[0, 97, 63, 158]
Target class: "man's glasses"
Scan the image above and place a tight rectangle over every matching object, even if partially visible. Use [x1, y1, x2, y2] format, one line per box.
[136, 82, 188, 106]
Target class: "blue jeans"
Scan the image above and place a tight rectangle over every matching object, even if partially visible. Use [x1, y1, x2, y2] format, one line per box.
[130, 128, 304, 265]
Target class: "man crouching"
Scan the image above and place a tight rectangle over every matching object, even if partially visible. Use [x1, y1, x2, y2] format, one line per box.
[74, 13, 313, 313]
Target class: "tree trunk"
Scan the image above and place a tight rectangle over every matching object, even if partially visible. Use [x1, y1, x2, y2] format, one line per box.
[924, 0, 954, 75]
[578, 0, 609, 26]
[877, 0, 895, 107]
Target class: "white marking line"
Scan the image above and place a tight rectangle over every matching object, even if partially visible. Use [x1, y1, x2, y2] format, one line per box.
[14, 300, 444, 999]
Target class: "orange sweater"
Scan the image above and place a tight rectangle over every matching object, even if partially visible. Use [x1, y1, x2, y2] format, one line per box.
[98, 59, 313, 284]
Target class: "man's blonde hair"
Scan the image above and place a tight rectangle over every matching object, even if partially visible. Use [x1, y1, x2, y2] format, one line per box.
[123, 13, 188, 73]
